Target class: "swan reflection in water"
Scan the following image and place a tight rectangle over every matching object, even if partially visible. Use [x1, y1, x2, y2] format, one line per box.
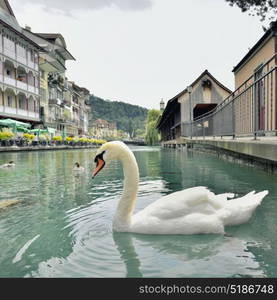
[29, 230, 266, 278]
[112, 232, 266, 278]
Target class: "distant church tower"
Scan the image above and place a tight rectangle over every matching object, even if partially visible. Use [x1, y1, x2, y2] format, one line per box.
[160, 98, 165, 112]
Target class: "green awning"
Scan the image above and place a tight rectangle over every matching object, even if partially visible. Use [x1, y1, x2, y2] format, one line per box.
[0, 118, 31, 128]
[29, 129, 49, 134]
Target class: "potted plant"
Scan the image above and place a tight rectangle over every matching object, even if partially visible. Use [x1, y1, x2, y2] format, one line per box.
[0, 130, 14, 147]
[39, 134, 49, 146]
[23, 133, 34, 146]
[65, 136, 73, 145]
[72, 136, 79, 146]
[52, 136, 62, 145]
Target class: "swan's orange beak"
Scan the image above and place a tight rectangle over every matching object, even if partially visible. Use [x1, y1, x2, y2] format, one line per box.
[92, 157, 105, 178]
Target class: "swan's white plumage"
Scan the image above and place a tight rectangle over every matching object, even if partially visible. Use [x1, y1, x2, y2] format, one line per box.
[94, 141, 268, 235]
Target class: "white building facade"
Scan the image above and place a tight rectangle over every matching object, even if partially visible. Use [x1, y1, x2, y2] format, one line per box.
[0, 0, 41, 125]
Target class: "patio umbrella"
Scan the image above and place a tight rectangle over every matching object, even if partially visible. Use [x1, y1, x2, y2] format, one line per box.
[0, 118, 31, 129]
[16, 126, 29, 133]
[0, 118, 31, 134]
[29, 128, 49, 134]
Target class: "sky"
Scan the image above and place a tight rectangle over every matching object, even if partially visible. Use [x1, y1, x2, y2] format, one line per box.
[9, 0, 267, 109]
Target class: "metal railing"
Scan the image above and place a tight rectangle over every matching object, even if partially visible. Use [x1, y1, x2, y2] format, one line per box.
[182, 54, 277, 139]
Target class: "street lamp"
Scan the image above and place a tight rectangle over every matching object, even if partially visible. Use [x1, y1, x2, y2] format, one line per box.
[187, 86, 192, 139]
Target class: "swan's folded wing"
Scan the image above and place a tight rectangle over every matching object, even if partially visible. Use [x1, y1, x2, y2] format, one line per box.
[135, 186, 220, 220]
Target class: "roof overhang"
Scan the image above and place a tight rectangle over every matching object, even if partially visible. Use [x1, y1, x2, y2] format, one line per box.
[0, 19, 44, 51]
[232, 21, 277, 73]
[156, 99, 180, 129]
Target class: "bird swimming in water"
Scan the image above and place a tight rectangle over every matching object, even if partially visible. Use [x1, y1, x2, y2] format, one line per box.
[0, 161, 15, 168]
[73, 162, 85, 172]
[92, 141, 268, 235]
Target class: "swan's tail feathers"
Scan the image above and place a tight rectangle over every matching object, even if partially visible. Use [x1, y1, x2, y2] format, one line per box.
[252, 190, 269, 204]
[218, 190, 269, 226]
[236, 190, 268, 207]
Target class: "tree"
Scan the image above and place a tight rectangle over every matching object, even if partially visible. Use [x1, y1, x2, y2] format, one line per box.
[89, 95, 148, 134]
[146, 109, 161, 123]
[145, 109, 161, 146]
[225, 0, 277, 22]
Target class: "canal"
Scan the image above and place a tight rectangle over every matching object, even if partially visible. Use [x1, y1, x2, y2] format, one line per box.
[0, 146, 276, 277]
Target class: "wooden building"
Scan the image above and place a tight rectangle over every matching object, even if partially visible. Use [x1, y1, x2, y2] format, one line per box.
[157, 70, 232, 143]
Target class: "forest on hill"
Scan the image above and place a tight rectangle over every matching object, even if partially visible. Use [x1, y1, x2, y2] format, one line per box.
[89, 95, 148, 138]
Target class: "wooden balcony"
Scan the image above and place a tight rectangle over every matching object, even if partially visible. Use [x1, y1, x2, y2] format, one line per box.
[0, 105, 40, 121]
[0, 75, 39, 95]
[49, 99, 62, 106]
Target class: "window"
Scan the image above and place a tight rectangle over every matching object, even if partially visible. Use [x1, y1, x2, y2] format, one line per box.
[49, 88, 56, 99]
[7, 95, 13, 107]
[40, 88, 47, 102]
[57, 89, 63, 100]
[17, 44, 26, 58]
[4, 35, 15, 50]
[30, 50, 34, 62]
[19, 97, 26, 110]
[34, 53, 39, 64]
[28, 99, 35, 112]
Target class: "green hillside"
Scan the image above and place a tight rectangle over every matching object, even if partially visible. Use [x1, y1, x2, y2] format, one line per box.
[89, 95, 148, 137]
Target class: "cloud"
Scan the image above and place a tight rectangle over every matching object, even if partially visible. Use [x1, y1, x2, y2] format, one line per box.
[19, 0, 153, 14]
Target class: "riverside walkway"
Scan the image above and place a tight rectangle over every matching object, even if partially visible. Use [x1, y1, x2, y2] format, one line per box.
[0, 144, 98, 152]
[163, 136, 277, 173]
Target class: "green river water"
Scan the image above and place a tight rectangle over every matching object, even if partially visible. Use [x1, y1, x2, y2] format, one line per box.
[0, 146, 276, 277]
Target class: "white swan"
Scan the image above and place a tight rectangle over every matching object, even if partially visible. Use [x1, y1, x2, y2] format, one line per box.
[92, 141, 268, 235]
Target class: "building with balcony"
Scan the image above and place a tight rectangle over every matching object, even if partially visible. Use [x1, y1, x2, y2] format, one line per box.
[79, 86, 91, 136]
[0, 0, 42, 125]
[22, 28, 75, 136]
[66, 81, 91, 137]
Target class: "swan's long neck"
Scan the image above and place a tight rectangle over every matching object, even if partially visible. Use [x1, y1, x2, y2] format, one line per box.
[113, 148, 139, 231]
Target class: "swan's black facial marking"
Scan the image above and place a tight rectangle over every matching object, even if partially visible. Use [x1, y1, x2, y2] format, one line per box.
[92, 151, 106, 178]
[94, 151, 105, 163]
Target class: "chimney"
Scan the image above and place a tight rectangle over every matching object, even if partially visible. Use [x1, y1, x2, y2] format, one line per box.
[25, 25, 31, 31]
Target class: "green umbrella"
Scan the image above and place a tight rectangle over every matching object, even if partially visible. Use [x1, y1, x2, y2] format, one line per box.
[29, 129, 49, 134]
[17, 126, 29, 133]
[0, 118, 31, 128]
